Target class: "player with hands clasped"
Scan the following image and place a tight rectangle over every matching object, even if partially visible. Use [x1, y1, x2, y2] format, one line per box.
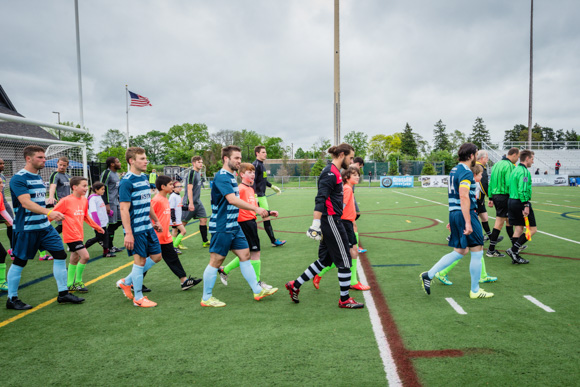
[286, 143, 364, 309]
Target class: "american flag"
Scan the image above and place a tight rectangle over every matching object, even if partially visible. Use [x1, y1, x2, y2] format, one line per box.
[129, 91, 152, 107]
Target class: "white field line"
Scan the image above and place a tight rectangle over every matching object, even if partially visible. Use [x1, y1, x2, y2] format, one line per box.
[435, 219, 444, 223]
[523, 295, 555, 313]
[357, 259, 402, 387]
[394, 191, 580, 245]
[445, 298, 467, 315]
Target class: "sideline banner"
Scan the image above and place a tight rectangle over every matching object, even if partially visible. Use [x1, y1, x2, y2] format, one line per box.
[380, 175, 414, 188]
[420, 175, 449, 188]
[531, 174, 569, 186]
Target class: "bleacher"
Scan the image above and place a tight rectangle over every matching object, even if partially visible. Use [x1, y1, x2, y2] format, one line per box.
[483, 141, 580, 176]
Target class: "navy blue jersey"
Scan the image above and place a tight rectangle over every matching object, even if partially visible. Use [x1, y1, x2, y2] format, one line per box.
[10, 169, 51, 232]
[209, 169, 241, 234]
[119, 172, 153, 235]
[448, 163, 476, 212]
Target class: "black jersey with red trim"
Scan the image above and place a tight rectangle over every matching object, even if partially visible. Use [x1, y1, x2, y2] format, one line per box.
[314, 163, 343, 216]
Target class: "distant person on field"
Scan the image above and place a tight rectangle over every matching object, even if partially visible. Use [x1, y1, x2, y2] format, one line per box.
[181, 156, 209, 247]
[535, 168, 540, 175]
[85, 182, 115, 257]
[544, 170, 548, 175]
[555, 160, 561, 175]
[0, 158, 15, 257]
[101, 157, 123, 253]
[0, 178, 13, 291]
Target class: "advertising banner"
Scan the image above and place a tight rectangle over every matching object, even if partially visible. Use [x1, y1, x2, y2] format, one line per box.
[420, 175, 449, 188]
[531, 174, 569, 186]
[380, 175, 414, 188]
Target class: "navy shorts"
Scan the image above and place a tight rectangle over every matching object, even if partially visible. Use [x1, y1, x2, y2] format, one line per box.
[127, 228, 161, 258]
[13, 227, 65, 260]
[448, 210, 484, 249]
[209, 228, 249, 257]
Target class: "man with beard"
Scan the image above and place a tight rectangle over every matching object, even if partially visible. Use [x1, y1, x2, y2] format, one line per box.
[100, 156, 123, 254]
[200, 146, 277, 307]
[285, 143, 364, 309]
[420, 143, 493, 299]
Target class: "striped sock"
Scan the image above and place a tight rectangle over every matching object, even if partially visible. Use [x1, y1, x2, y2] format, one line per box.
[295, 260, 325, 289]
[338, 268, 351, 302]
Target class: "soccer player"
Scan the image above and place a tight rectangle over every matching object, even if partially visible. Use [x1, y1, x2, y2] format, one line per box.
[52, 177, 104, 292]
[0, 178, 13, 291]
[351, 157, 367, 254]
[150, 175, 202, 290]
[0, 158, 14, 259]
[100, 156, 123, 253]
[200, 146, 277, 307]
[169, 180, 186, 253]
[506, 150, 536, 264]
[218, 163, 278, 290]
[252, 146, 286, 247]
[420, 143, 493, 299]
[312, 166, 371, 291]
[7, 145, 85, 310]
[486, 148, 519, 258]
[85, 182, 115, 257]
[434, 163, 497, 285]
[182, 156, 209, 248]
[285, 143, 365, 309]
[115, 147, 163, 308]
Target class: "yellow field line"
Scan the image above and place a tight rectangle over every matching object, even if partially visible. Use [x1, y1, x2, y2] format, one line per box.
[534, 208, 580, 218]
[1, 231, 201, 329]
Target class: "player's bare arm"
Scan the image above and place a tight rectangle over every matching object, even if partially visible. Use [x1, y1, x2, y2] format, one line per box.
[47, 183, 57, 205]
[459, 185, 472, 235]
[120, 201, 134, 250]
[225, 193, 268, 218]
[19, 193, 65, 221]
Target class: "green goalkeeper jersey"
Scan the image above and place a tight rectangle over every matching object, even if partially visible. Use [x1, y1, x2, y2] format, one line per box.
[489, 158, 515, 199]
[509, 164, 532, 203]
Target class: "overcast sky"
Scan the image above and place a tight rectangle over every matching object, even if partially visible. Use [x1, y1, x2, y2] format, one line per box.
[2, 0, 579, 154]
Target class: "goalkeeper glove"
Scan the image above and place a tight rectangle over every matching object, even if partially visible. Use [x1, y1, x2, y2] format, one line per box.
[271, 185, 282, 195]
[306, 219, 322, 241]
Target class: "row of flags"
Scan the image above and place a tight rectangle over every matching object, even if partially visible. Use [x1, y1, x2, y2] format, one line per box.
[129, 90, 151, 107]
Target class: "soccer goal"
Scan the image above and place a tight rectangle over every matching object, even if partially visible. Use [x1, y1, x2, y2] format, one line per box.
[0, 112, 89, 189]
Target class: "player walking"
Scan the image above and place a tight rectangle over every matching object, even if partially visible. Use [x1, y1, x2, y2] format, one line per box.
[182, 156, 209, 248]
[285, 143, 365, 309]
[506, 150, 536, 264]
[0, 178, 13, 291]
[252, 146, 285, 247]
[420, 143, 493, 299]
[7, 146, 85, 310]
[200, 146, 277, 307]
[100, 156, 123, 253]
[169, 180, 186, 254]
[0, 158, 15, 259]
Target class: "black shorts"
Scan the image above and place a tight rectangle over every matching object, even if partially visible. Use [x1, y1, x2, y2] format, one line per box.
[341, 219, 357, 248]
[318, 215, 352, 269]
[239, 219, 260, 252]
[67, 241, 86, 252]
[476, 198, 487, 215]
[492, 194, 509, 218]
[508, 199, 537, 227]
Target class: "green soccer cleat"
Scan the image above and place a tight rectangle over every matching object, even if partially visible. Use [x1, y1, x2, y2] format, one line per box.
[469, 288, 494, 299]
[178, 244, 188, 250]
[1, 281, 9, 291]
[435, 272, 453, 285]
[479, 276, 498, 283]
[202, 241, 210, 248]
[200, 297, 226, 307]
[74, 282, 89, 293]
[254, 287, 278, 301]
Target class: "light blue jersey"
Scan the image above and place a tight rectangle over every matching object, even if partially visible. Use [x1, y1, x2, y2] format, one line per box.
[209, 169, 240, 234]
[10, 169, 51, 232]
[119, 172, 152, 235]
[448, 163, 477, 212]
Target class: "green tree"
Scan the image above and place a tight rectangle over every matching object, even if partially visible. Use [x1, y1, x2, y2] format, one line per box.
[343, 131, 368, 159]
[311, 138, 332, 159]
[504, 124, 527, 143]
[262, 136, 285, 159]
[97, 146, 127, 170]
[426, 150, 455, 174]
[131, 130, 167, 164]
[433, 119, 451, 152]
[294, 147, 307, 159]
[400, 123, 418, 158]
[542, 126, 556, 142]
[421, 162, 436, 175]
[310, 158, 326, 177]
[387, 152, 399, 175]
[101, 129, 127, 151]
[468, 117, 491, 149]
[450, 130, 467, 153]
[164, 123, 210, 164]
[299, 158, 311, 176]
[47, 121, 96, 161]
[367, 134, 402, 161]
[565, 129, 579, 142]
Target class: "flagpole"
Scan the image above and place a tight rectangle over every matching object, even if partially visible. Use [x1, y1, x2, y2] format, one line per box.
[126, 85, 129, 149]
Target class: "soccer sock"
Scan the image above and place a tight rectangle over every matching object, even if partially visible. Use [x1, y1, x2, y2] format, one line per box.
[240, 260, 262, 294]
[511, 235, 528, 254]
[428, 251, 463, 279]
[263, 220, 277, 243]
[506, 225, 514, 239]
[123, 270, 133, 286]
[53, 259, 68, 292]
[67, 263, 77, 287]
[511, 237, 518, 246]
[480, 257, 488, 279]
[350, 259, 359, 285]
[295, 259, 325, 289]
[318, 263, 335, 278]
[251, 260, 261, 282]
[469, 250, 483, 293]
[438, 258, 460, 277]
[0, 263, 5, 283]
[488, 228, 501, 251]
[131, 264, 145, 301]
[481, 221, 491, 235]
[223, 257, 240, 275]
[199, 225, 208, 243]
[143, 257, 156, 273]
[202, 265, 218, 301]
[7, 226, 13, 249]
[7, 264, 23, 298]
[338, 267, 351, 302]
[75, 263, 86, 284]
[173, 233, 184, 248]
[355, 232, 360, 244]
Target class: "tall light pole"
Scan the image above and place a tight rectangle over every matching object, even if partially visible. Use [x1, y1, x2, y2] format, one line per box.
[52, 111, 61, 139]
[74, 0, 85, 132]
[333, 0, 341, 146]
[527, 0, 534, 148]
